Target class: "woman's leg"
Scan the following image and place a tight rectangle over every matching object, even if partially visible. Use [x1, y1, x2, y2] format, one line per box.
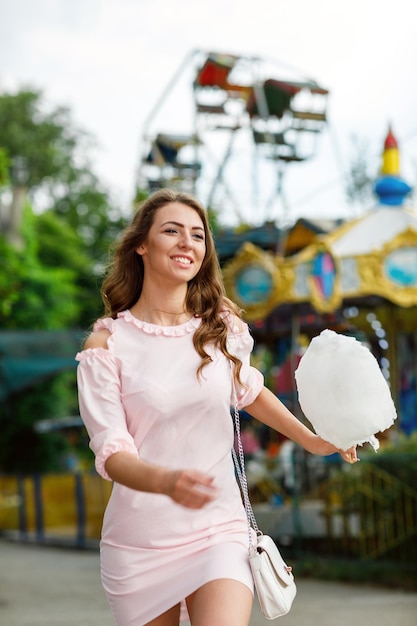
[186, 579, 253, 626]
[143, 603, 181, 626]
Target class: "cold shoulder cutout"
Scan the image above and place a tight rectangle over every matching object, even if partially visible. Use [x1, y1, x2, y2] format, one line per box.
[83, 328, 111, 351]
[76, 317, 116, 360]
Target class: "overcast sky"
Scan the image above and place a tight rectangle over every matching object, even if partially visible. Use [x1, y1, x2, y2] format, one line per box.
[1, 0, 417, 226]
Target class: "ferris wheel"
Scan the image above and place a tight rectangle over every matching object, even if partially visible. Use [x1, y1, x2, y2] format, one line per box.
[137, 50, 329, 225]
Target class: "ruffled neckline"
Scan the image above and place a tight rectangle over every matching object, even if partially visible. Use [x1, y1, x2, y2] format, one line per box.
[118, 309, 201, 337]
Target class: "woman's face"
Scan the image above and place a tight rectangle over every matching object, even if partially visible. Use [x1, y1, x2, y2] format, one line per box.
[136, 202, 206, 286]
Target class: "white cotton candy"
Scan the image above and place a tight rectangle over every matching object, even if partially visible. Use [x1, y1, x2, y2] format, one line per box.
[294, 329, 397, 451]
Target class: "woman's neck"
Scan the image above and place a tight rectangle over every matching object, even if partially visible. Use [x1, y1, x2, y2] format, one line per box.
[130, 290, 191, 326]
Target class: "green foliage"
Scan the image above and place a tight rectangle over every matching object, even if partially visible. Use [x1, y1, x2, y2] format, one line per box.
[0, 89, 90, 187]
[380, 430, 417, 454]
[133, 186, 149, 206]
[0, 213, 79, 330]
[0, 238, 22, 319]
[357, 433, 417, 486]
[0, 87, 130, 328]
[207, 206, 222, 234]
[33, 207, 105, 328]
[0, 87, 132, 472]
[52, 176, 128, 287]
[0, 372, 79, 473]
[0, 147, 9, 186]
[33, 208, 90, 272]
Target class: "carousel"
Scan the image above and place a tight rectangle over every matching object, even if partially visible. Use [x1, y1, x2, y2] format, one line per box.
[223, 127, 417, 436]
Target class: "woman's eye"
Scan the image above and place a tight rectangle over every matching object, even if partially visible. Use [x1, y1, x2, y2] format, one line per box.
[165, 228, 178, 234]
[193, 233, 205, 241]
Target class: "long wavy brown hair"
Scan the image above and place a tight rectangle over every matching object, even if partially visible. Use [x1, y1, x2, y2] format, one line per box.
[101, 188, 243, 382]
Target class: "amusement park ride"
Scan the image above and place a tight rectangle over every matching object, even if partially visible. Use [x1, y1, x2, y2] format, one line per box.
[137, 50, 329, 225]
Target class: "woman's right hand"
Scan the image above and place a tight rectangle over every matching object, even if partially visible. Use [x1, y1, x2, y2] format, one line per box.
[163, 469, 218, 509]
[104, 452, 218, 508]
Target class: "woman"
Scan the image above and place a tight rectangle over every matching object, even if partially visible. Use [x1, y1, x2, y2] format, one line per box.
[76, 189, 357, 626]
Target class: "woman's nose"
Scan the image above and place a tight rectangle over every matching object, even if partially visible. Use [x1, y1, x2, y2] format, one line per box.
[179, 231, 193, 248]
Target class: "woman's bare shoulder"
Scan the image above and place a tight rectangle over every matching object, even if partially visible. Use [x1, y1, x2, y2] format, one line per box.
[83, 329, 111, 350]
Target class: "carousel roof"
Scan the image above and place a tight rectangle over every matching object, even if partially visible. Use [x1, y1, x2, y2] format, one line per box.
[328, 205, 417, 257]
[223, 125, 417, 318]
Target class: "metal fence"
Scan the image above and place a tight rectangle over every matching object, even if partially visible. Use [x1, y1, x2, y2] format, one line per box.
[0, 473, 111, 548]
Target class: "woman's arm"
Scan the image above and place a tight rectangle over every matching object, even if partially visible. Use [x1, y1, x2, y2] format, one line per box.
[105, 451, 218, 508]
[244, 386, 358, 463]
[79, 331, 219, 508]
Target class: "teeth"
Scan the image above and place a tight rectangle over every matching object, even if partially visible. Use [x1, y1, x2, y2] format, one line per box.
[173, 257, 191, 264]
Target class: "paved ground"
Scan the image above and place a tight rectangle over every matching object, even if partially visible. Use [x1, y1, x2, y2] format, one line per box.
[1, 538, 417, 625]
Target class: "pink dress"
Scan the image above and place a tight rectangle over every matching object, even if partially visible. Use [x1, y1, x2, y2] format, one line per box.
[76, 310, 264, 625]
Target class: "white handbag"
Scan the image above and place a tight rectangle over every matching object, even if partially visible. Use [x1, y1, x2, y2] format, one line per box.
[232, 392, 297, 619]
[249, 533, 297, 619]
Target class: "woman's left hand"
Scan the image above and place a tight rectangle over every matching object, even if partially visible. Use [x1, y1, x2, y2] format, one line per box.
[338, 446, 359, 464]
[310, 434, 359, 463]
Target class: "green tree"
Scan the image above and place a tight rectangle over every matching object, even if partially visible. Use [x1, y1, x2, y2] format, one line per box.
[52, 176, 128, 302]
[0, 147, 9, 186]
[0, 372, 82, 473]
[0, 89, 90, 188]
[0, 205, 80, 329]
[0, 88, 131, 472]
[34, 203, 110, 328]
[0, 88, 129, 326]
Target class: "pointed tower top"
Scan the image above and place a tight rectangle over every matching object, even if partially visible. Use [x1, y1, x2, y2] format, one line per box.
[384, 125, 398, 150]
[375, 123, 411, 206]
[381, 124, 400, 176]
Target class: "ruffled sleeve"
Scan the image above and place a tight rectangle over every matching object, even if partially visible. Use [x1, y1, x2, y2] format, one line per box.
[75, 319, 138, 480]
[226, 313, 264, 408]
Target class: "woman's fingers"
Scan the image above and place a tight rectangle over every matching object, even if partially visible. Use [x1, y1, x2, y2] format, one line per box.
[165, 469, 218, 508]
[340, 446, 359, 464]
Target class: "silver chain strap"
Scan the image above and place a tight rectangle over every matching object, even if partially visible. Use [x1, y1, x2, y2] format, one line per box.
[231, 375, 260, 551]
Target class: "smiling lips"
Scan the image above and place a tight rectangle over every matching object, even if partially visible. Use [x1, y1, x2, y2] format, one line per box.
[171, 256, 192, 266]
